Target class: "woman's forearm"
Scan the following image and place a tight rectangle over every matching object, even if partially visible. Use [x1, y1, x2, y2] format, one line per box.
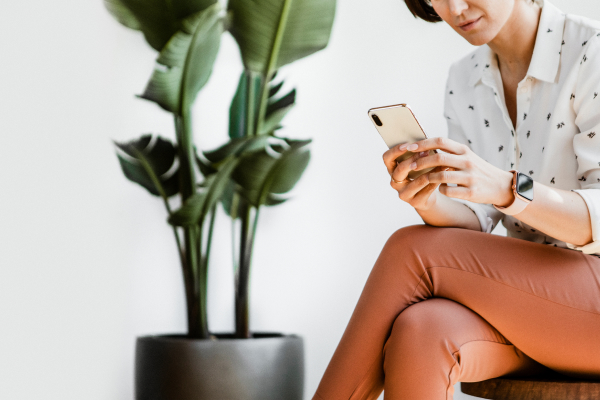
[415, 191, 481, 231]
[501, 178, 593, 247]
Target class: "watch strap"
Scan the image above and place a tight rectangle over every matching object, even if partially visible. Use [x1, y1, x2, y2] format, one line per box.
[493, 170, 531, 215]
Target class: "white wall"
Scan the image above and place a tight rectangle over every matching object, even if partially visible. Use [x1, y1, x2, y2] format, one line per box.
[1, 1, 599, 399]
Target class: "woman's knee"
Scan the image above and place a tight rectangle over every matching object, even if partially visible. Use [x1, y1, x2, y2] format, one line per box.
[383, 299, 466, 372]
[385, 298, 481, 353]
[383, 224, 445, 254]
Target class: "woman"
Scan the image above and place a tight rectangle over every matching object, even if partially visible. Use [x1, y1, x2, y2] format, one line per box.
[313, 0, 600, 399]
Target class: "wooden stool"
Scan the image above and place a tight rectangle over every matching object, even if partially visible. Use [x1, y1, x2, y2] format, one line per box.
[461, 374, 600, 400]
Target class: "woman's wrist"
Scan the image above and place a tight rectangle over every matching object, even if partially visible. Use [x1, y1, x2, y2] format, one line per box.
[493, 170, 515, 207]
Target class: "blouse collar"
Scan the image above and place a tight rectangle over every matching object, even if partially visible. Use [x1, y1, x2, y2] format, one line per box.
[468, 0, 566, 87]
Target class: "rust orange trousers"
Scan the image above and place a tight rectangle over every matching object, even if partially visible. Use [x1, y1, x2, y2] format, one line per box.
[312, 225, 600, 400]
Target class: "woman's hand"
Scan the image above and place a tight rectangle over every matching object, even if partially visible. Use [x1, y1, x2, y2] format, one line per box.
[401, 137, 514, 206]
[382, 143, 446, 211]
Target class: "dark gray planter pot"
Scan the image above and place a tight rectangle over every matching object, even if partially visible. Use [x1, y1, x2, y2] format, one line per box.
[135, 332, 304, 400]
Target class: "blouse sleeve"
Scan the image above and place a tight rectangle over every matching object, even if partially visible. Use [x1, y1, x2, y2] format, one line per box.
[444, 70, 505, 233]
[567, 33, 600, 255]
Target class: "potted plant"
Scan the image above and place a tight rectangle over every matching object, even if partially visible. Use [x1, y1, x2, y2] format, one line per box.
[104, 0, 336, 398]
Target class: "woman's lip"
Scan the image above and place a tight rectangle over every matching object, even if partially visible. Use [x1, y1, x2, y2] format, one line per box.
[458, 17, 482, 31]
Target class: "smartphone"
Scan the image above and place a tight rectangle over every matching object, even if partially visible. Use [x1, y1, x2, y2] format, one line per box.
[368, 103, 441, 181]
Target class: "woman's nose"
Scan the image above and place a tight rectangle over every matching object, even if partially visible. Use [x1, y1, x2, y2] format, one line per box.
[447, 0, 469, 17]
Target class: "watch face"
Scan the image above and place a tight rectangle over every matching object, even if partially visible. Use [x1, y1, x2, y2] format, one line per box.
[516, 173, 534, 201]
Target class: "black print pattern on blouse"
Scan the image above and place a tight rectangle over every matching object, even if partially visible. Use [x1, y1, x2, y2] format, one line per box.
[529, 170, 534, 175]
[551, 177, 555, 184]
[583, 40, 588, 46]
[594, 92, 598, 99]
[548, 29, 553, 33]
[484, 119, 489, 127]
[511, 130, 514, 136]
[468, 139, 472, 144]
[524, 113, 527, 120]
[580, 176, 587, 182]
[527, 131, 531, 138]
[570, 93, 575, 100]
[449, 90, 453, 95]
[520, 152, 523, 158]
[547, 113, 552, 120]
[469, 105, 474, 110]
[557, 122, 565, 129]
[499, 145, 503, 152]
[589, 132, 596, 138]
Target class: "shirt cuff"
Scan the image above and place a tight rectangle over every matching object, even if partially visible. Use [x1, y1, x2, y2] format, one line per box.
[566, 189, 600, 255]
[452, 198, 495, 233]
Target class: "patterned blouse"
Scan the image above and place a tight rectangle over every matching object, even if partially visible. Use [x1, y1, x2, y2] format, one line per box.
[444, 0, 600, 255]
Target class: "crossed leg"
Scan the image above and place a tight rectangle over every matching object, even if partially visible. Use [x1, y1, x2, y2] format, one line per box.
[313, 225, 600, 400]
[382, 298, 549, 399]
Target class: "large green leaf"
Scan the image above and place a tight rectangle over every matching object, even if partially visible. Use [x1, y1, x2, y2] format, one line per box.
[104, 0, 141, 30]
[104, 0, 217, 51]
[232, 138, 311, 207]
[229, 71, 262, 139]
[203, 135, 275, 164]
[229, 71, 296, 137]
[115, 134, 180, 197]
[169, 157, 240, 226]
[139, 4, 223, 114]
[221, 180, 287, 219]
[227, 0, 336, 75]
[261, 87, 295, 135]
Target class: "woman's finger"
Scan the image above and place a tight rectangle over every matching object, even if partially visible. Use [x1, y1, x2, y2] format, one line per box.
[383, 143, 410, 175]
[405, 137, 469, 155]
[395, 170, 431, 201]
[425, 168, 469, 186]
[410, 151, 468, 173]
[391, 151, 428, 182]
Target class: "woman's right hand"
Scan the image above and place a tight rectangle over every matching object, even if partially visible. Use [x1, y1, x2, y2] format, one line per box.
[382, 143, 444, 211]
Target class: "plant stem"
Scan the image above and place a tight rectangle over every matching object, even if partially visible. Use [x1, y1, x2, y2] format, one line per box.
[235, 200, 250, 338]
[255, 0, 293, 136]
[246, 71, 257, 136]
[174, 112, 209, 338]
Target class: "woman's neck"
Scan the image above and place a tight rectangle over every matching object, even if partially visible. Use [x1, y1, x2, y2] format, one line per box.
[488, 1, 542, 77]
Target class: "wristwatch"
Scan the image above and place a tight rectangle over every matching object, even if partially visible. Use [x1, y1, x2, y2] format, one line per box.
[493, 170, 534, 215]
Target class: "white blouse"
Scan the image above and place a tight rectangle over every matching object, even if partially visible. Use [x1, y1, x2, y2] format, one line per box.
[443, 0, 600, 255]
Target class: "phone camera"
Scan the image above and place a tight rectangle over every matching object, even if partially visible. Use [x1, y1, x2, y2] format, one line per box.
[372, 114, 383, 126]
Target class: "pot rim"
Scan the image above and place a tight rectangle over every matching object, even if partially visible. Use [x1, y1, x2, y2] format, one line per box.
[137, 332, 303, 342]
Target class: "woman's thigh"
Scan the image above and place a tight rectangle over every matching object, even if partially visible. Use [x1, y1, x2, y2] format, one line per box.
[313, 225, 600, 400]
[387, 225, 600, 378]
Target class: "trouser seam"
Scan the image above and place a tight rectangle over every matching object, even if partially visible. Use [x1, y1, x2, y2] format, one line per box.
[411, 265, 600, 317]
[445, 340, 516, 400]
[346, 354, 382, 400]
[313, 392, 326, 400]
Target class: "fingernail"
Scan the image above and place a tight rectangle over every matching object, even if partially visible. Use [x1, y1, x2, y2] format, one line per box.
[419, 151, 428, 157]
[407, 143, 418, 151]
[410, 162, 417, 170]
[399, 143, 408, 150]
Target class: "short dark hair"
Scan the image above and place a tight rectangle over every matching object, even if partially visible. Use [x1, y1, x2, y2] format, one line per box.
[404, 0, 443, 23]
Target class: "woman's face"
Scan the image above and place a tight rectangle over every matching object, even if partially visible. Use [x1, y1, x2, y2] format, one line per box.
[430, 0, 516, 46]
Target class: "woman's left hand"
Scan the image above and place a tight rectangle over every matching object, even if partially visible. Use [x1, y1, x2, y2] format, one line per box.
[406, 137, 514, 206]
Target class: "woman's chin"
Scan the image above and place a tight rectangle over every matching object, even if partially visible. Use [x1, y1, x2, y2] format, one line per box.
[461, 31, 493, 47]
